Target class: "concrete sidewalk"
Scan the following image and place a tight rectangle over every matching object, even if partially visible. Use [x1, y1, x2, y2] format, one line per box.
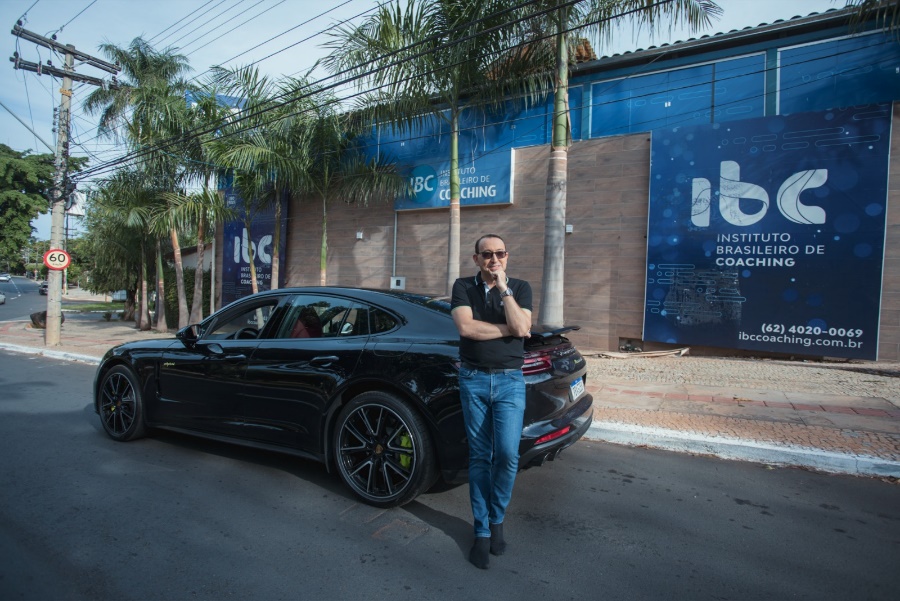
[2, 301, 899, 479]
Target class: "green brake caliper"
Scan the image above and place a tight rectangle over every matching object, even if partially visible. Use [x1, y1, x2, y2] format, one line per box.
[398, 432, 412, 469]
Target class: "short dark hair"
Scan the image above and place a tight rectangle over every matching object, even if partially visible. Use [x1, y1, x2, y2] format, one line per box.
[474, 234, 505, 254]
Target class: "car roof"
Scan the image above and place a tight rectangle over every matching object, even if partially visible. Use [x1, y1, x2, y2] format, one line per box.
[252, 286, 438, 297]
[224, 287, 454, 320]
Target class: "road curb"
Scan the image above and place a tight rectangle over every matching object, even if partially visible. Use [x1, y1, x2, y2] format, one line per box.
[586, 421, 900, 478]
[0, 343, 100, 365]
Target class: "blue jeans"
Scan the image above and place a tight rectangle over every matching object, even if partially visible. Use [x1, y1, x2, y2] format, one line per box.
[458, 365, 526, 538]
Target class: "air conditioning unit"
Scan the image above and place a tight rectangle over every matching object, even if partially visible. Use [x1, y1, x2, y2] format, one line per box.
[390, 276, 406, 290]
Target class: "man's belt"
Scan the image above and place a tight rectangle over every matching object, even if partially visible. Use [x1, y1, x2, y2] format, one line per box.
[460, 363, 521, 374]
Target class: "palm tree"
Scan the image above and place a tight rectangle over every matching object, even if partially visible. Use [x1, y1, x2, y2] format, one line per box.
[83, 38, 192, 142]
[206, 66, 315, 293]
[156, 189, 236, 323]
[85, 170, 157, 331]
[521, 0, 720, 328]
[180, 87, 235, 323]
[324, 0, 547, 294]
[843, 0, 900, 33]
[83, 37, 195, 331]
[304, 100, 408, 285]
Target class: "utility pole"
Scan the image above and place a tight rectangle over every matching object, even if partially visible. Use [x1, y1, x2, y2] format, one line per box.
[43, 46, 73, 344]
[10, 24, 118, 346]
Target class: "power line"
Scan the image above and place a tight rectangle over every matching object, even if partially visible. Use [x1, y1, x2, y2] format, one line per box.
[72, 7, 886, 183]
[72, 0, 619, 178]
[67, 1, 865, 181]
[189, 0, 368, 79]
[165, 0, 249, 49]
[51, 0, 98, 36]
[70, 0, 378, 151]
[148, 0, 220, 44]
[179, 0, 271, 54]
[16, 0, 41, 23]
[83, 0, 547, 170]
[150, 0, 234, 46]
[185, 0, 303, 57]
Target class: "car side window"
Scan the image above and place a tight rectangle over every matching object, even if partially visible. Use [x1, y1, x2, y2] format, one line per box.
[370, 308, 397, 334]
[205, 302, 277, 340]
[277, 295, 352, 339]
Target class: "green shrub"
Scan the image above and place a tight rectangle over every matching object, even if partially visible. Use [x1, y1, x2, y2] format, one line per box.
[162, 266, 211, 327]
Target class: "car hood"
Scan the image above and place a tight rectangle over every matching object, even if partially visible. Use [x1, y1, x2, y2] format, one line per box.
[102, 337, 180, 359]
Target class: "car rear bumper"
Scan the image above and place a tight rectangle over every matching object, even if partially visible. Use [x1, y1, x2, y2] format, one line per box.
[438, 394, 594, 484]
[519, 394, 594, 468]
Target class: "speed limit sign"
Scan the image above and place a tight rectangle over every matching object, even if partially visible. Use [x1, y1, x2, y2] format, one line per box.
[43, 249, 71, 270]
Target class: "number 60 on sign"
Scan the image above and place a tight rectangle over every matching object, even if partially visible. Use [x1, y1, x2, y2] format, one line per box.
[43, 249, 71, 270]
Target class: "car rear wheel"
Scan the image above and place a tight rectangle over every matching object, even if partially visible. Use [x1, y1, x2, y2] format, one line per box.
[98, 365, 146, 441]
[334, 391, 436, 508]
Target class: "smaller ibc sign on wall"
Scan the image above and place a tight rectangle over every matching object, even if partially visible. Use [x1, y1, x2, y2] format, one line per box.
[644, 105, 891, 360]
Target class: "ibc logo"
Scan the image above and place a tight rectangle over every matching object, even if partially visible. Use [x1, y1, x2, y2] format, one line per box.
[409, 164, 437, 204]
[691, 161, 828, 227]
[233, 228, 272, 265]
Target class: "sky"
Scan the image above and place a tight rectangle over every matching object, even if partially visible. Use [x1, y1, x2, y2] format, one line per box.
[0, 0, 842, 240]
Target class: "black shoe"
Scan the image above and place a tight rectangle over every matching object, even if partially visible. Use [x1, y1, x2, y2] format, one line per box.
[469, 537, 490, 569]
[489, 522, 506, 556]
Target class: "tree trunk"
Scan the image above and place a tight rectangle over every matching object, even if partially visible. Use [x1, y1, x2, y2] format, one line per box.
[171, 227, 188, 329]
[538, 13, 570, 329]
[245, 216, 259, 295]
[189, 213, 205, 324]
[320, 193, 328, 286]
[271, 187, 282, 290]
[124, 288, 137, 322]
[155, 239, 168, 332]
[134, 246, 143, 329]
[445, 109, 461, 295]
[138, 244, 150, 331]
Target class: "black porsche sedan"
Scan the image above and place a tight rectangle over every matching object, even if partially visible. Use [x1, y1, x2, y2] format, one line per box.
[94, 287, 593, 507]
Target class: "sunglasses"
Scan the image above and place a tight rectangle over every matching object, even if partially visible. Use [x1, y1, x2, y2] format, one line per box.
[478, 250, 508, 260]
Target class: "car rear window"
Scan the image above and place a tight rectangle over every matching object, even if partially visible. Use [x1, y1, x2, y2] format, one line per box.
[390, 292, 451, 315]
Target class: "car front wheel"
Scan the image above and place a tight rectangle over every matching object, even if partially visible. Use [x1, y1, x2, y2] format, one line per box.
[98, 365, 147, 441]
[334, 391, 436, 508]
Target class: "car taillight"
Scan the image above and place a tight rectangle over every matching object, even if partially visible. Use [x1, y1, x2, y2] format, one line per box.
[536, 425, 572, 445]
[522, 352, 553, 375]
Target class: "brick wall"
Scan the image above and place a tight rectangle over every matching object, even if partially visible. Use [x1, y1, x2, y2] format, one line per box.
[881, 104, 900, 361]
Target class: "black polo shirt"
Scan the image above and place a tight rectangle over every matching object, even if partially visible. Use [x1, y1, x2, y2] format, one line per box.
[450, 272, 533, 369]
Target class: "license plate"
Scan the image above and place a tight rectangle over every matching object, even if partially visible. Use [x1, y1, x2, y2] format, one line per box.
[569, 377, 585, 400]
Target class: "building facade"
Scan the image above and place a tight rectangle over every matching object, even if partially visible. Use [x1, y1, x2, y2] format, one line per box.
[216, 7, 900, 360]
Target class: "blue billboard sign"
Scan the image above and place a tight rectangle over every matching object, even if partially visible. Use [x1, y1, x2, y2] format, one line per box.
[393, 150, 513, 211]
[644, 106, 891, 360]
[221, 187, 288, 306]
[375, 106, 517, 211]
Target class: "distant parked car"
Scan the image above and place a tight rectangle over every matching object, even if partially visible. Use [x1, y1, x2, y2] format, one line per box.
[111, 290, 127, 301]
[0, 273, 10, 282]
[39, 281, 48, 295]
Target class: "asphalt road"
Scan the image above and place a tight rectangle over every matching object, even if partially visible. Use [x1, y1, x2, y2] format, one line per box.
[0, 352, 898, 601]
[0, 276, 47, 321]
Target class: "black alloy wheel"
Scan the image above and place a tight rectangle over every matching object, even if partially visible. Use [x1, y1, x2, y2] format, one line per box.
[335, 391, 436, 508]
[98, 365, 147, 442]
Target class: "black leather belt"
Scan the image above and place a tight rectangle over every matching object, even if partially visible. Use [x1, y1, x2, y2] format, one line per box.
[461, 363, 521, 374]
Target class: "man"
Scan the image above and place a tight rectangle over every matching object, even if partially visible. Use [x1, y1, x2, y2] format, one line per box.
[450, 233, 533, 569]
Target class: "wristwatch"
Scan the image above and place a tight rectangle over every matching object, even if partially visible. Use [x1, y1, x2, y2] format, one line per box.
[500, 288, 513, 298]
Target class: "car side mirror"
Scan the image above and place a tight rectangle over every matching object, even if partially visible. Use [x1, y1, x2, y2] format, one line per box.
[176, 324, 201, 346]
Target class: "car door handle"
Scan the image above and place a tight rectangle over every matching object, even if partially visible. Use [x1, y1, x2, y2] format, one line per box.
[310, 355, 339, 366]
